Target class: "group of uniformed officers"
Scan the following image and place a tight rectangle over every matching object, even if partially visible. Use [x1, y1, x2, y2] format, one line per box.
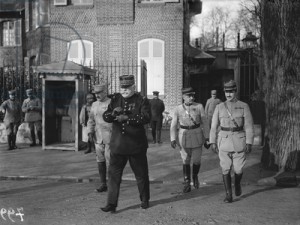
[1, 76, 254, 211]
[0, 89, 42, 150]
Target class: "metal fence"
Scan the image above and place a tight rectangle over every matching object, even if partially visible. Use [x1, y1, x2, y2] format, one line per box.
[239, 52, 260, 103]
[90, 59, 147, 95]
[0, 60, 147, 120]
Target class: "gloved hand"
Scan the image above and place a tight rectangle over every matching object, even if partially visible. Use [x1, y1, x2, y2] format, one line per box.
[211, 143, 219, 154]
[88, 133, 94, 142]
[171, 140, 177, 149]
[112, 107, 123, 117]
[244, 144, 252, 154]
[115, 115, 128, 123]
[204, 138, 211, 149]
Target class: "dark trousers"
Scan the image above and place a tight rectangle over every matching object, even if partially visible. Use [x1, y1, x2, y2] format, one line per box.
[107, 151, 150, 207]
[151, 120, 162, 141]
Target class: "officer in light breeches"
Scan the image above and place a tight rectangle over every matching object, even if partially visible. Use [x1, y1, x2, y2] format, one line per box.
[87, 84, 112, 193]
[209, 80, 254, 203]
[170, 87, 209, 193]
[0, 90, 21, 150]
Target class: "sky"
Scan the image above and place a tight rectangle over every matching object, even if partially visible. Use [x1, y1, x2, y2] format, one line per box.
[190, 0, 242, 39]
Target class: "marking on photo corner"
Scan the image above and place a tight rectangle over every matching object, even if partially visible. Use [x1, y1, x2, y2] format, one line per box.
[0, 207, 25, 222]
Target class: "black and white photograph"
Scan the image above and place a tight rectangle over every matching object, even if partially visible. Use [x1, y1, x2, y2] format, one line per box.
[0, 0, 299, 224]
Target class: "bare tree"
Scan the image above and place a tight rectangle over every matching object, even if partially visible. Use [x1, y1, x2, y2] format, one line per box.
[193, 6, 235, 49]
[261, 0, 300, 171]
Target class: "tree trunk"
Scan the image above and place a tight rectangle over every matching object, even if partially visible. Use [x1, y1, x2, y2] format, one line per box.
[261, 0, 300, 171]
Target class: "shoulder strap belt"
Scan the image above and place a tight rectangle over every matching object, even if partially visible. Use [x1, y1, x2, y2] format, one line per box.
[224, 102, 239, 128]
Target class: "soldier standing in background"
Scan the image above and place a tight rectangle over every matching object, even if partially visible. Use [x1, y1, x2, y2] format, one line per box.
[170, 87, 209, 193]
[80, 93, 95, 154]
[205, 89, 221, 128]
[101, 75, 151, 213]
[0, 90, 22, 150]
[149, 91, 165, 144]
[22, 89, 42, 146]
[87, 84, 112, 193]
[209, 80, 254, 203]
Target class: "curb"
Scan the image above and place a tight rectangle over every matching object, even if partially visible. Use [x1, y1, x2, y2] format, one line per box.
[0, 175, 164, 184]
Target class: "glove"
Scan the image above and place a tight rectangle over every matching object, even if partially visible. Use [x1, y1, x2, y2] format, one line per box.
[204, 138, 211, 149]
[211, 143, 219, 154]
[244, 144, 252, 154]
[171, 140, 177, 149]
[112, 107, 123, 117]
[115, 115, 128, 123]
[88, 133, 94, 142]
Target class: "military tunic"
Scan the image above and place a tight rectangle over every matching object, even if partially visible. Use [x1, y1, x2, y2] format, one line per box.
[209, 99, 254, 174]
[22, 97, 42, 122]
[205, 97, 221, 127]
[103, 93, 150, 155]
[80, 104, 92, 142]
[22, 96, 42, 138]
[103, 92, 151, 207]
[0, 99, 22, 135]
[170, 102, 209, 164]
[87, 98, 112, 163]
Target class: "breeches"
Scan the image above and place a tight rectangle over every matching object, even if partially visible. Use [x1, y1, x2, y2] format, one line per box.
[107, 151, 150, 206]
[28, 121, 42, 132]
[180, 146, 202, 165]
[5, 122, 20, 135]
[219, 150, 246, 175]
[95, 142, 110, 163]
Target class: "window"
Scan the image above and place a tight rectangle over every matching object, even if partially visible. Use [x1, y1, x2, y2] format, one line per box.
[30, 0, 38, 30]
[28, 0, 49, 30]
[138, 39, 165, 95]
[67, 40, 93, 67]
[1, 20, 21, 46]
[71, 0, 93, 5]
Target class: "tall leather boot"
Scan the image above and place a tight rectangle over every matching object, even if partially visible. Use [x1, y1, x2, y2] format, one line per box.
[192, 164, 201, 189]
[156, 130, 162, 144]
[30, 129, 36, 146]
[223, 174, 233, 203]
[183, 164, 191, 193]
[152, 129, 156, 144]
[235, 173, 243, 196]
[96, 162, 107, 192]
[84, 141, 92, 154]
[11, 134, 17, 149]
[7, 135, 13, 150]
[37, 131, 42, 146]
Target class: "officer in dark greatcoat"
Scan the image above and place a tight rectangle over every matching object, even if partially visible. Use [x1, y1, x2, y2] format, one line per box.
[150, 91, 165, 143]
[0, 90, 22, 150]
[101, 75, 151, 213]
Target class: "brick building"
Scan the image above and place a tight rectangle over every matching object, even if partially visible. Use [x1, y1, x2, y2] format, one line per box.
[1, 0, 202, 111]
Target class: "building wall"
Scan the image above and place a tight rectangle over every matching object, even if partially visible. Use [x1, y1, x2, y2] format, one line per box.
[48, 0, 184, 111]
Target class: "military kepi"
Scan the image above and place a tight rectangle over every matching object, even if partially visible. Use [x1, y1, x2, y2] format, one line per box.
[224, 80, 237, 91]
[119, 75, 135, 88]
[182, 87, 195, 95]
[26, 88, 33, 93]
[153, 91, 159, 96]
[93, 84, 106, 93]
[8, 90, 16, 95]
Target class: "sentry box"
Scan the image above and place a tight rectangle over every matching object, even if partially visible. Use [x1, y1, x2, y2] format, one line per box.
[35, 61, 96, 151]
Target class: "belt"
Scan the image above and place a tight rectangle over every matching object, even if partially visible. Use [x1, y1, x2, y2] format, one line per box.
[180, 124, 200, 130]
[221, 126, 243, 132]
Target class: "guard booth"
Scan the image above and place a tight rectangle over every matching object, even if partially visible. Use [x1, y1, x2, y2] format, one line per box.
[35, 61, 96, 151]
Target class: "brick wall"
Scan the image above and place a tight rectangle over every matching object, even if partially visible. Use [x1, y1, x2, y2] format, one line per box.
[48, 0, 184, 112]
